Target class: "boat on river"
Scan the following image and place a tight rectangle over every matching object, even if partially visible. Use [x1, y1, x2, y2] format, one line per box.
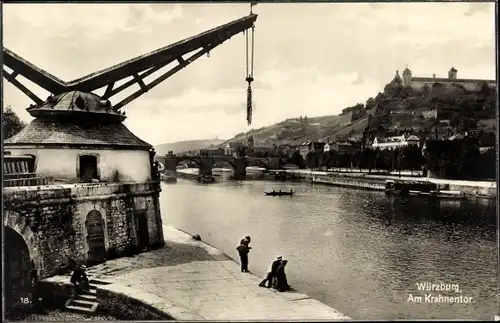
[265, 190, 294, 197]
[386, 180, 468, 200]
[384, 179, 437, 197]
[429, 190, 467, 200]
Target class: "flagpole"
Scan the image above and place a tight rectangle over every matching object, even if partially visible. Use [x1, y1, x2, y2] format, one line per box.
[250, 1, 257, 14]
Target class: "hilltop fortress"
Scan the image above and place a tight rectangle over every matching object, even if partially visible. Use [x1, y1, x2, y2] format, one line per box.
[393, 66, 496, 92]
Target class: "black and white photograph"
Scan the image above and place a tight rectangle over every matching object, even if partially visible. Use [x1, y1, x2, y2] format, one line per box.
[2, 1, 498, 321]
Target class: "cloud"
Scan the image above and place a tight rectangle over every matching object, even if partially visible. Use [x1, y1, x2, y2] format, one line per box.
[3, 3, 496, 144]
[351, 73, 365, 85]
[464, 3, 492, 17]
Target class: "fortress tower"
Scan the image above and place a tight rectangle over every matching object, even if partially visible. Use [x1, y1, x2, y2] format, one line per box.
[402, 66, 412, 87]
[448, 66, 458, 79]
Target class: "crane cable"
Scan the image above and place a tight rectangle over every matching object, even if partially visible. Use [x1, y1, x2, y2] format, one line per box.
[245, 23, 255, 126]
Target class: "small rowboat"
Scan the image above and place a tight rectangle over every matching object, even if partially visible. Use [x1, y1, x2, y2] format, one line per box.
[265, 191, 294, 197]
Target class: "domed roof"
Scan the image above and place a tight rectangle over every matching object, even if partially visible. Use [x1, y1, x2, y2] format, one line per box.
[403, 67, 411, 74]
[26, 91, 125, 122]
[449, 66, 457, 72]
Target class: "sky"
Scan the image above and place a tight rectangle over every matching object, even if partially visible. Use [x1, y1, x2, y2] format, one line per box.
[2, 2, 496, 145]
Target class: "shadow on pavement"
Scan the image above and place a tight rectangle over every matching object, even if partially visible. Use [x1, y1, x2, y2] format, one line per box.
[85, 240, 230, 278]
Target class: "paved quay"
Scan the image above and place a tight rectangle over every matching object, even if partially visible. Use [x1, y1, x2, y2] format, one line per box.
[46, 226, 350, 320]
[281, 169, 497, 188]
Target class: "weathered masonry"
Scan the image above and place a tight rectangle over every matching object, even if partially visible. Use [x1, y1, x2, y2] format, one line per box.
[4, 182, 163, 274]
[2, 12, 258, 314]
[2, 90, 165, 312]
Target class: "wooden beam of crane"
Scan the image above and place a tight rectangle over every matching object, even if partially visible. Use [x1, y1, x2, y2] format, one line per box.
[132, 73, 148, 92]
[3, 48, 67, 95]
[2, 13, 257, 107]
[103, 60, 174, 99]
[103, 82, 115, 98]
[3, 68, 43, 105]
[65, 14, 258, 93]
[113, 46, 212, 111]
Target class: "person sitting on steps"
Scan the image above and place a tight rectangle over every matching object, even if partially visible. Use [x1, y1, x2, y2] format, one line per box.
[274, 260, 291, 292]
[259, 256, 282, 288]
[70, 264, 90, 294]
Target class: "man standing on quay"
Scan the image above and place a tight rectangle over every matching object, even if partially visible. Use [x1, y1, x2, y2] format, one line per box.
[237, 236, 252, 272]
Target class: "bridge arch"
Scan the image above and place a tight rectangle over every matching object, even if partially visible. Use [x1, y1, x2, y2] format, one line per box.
[176, 157, 202, 169]
[3, 210, 41, 310]
[247, 158, 269, 169]
[3, 210, 42, 271]
[167, 156, 237, 170]
[212, 158, 236, 170]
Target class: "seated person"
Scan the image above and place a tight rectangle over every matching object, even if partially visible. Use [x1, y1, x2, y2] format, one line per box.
[259, 256, 282, 288]
[70, 264, 89, 294]
[275, 260, 291, 292]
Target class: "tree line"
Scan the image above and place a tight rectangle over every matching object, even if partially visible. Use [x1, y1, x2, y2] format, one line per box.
[282, 139, 495, 180]
[423, 138, 495, 180]
[300, 145, 425, 172]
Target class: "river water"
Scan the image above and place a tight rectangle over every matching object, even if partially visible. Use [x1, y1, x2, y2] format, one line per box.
[159, 176, 497, 320]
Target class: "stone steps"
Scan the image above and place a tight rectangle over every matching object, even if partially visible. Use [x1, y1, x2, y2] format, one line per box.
[65, 279, 111, 316]
[77, 293, 98, 301]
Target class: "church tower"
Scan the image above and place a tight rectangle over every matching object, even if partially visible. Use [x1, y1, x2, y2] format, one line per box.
[392, 70, 402, 84]
[402, 66, 412, 87]
[247, 134, 255, 149]
[448, 67, 457, 80]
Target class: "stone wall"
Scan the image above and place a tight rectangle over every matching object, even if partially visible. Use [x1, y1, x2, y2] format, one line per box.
[3, 182, 164, 278]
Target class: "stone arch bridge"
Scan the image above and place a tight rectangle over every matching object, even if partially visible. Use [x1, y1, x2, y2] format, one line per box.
[161, 154, 281, 178]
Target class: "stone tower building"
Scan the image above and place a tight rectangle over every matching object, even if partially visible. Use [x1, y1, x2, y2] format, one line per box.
[448, 66, 458, 80]
[402, 67, 412, 87]
[399, 65, 494, 91]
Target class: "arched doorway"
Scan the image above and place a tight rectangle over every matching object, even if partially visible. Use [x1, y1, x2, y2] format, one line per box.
[86, 210, 106, 265]
[4, 227, 33, 310]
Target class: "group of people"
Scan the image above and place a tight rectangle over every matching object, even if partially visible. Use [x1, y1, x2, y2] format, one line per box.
[259, 256, 291, 292]
[237, 236, 292, 292]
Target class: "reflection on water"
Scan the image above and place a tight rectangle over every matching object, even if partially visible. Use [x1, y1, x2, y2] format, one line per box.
[160, 179, 497, 320]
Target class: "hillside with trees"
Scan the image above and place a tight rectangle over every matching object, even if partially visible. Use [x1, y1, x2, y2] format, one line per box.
[154, 138, 226, 155]
[222, 77, 497, 148]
